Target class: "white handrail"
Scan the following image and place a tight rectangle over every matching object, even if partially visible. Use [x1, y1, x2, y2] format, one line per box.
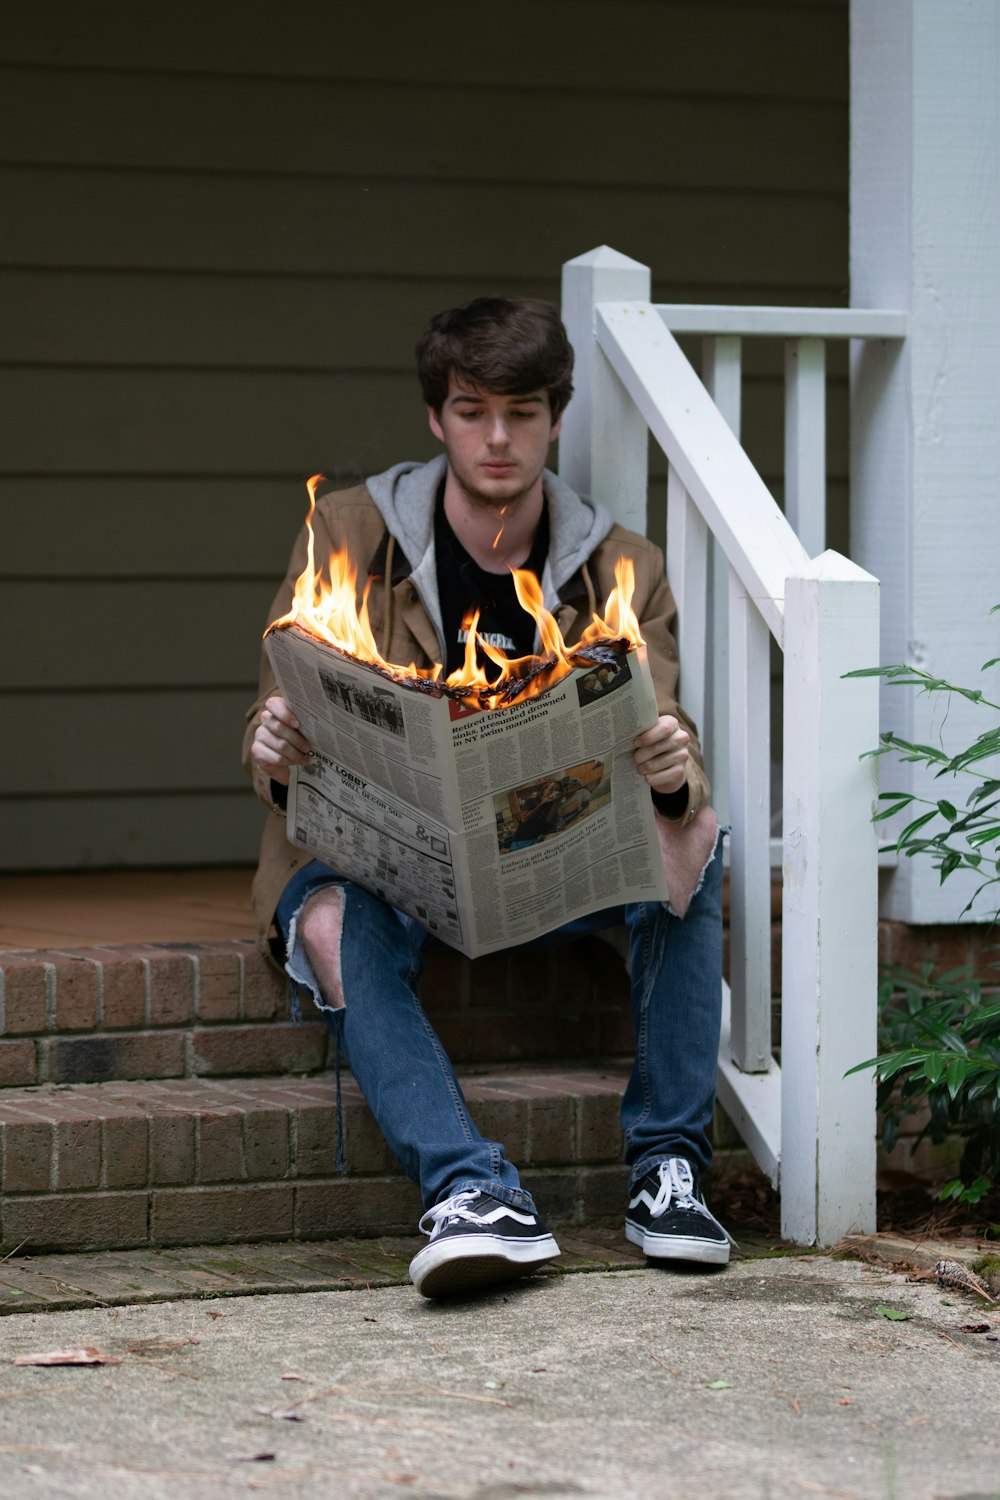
[595, 302, 808, 644]
[657, 306, 907, 338]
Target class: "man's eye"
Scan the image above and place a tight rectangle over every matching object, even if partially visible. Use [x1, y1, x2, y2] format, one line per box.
[511, 409, 537, 419]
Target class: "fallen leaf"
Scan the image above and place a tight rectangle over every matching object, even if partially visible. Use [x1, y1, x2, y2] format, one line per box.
[205, 1310, 226, 1321]
[254, 1404, 305, 1422]
[706, 1380, 733, 1390]
[227, 1452, 277, 1463]
[960, 1323, 991, 1333]
[874, 1306, 910, 1321]
[13, 1348, 121, 1367]
[838, 1398, 853, 1405]
[281, 1373, 306, 1382]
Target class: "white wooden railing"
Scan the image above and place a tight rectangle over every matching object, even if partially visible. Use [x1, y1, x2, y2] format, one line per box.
[657, 302, 907, 846]
[560, 247, 894, 1245]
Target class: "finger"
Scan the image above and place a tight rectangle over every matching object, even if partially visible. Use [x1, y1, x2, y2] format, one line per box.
[253, 723, 310, 767]
[633, 715, 680, 749]
[633, 737, 688, 774]
[260, 708, 312, 757]
[264, 695, 301, 730]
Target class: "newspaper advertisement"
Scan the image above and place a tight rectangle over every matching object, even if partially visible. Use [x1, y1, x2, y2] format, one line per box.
[265, 623, 669, 958]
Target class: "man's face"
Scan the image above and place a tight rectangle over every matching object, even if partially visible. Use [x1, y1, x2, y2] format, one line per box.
[428, 377, 562, 510]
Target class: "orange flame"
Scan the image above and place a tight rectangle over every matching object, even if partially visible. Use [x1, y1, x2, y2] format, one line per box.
[492, 504, 509, 551]
[267, 478, 644, 711]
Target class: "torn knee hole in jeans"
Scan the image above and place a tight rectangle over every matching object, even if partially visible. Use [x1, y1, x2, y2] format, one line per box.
[286, 885, 346, 1014]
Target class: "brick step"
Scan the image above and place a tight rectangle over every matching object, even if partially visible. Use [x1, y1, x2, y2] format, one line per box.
[0, 938, 634, 1088]
[0, 1064, 631, 1255]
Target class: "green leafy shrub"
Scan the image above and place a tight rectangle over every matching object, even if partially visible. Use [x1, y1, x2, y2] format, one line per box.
[845, 622, 1000, 1200]
[856, 963, 1000, 1200]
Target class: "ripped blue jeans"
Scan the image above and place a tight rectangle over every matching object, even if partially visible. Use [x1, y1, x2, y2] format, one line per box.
[275, 830, 725, 1214]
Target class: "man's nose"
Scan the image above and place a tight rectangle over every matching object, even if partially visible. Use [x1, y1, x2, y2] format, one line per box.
[485, 414, 511, 447]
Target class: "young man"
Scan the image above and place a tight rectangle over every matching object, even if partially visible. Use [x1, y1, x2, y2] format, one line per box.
[244, 298, 730, 1298]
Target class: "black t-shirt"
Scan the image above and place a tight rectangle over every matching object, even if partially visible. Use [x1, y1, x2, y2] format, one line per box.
[435, 492, 550, 680]
[433, 492, 688, 820]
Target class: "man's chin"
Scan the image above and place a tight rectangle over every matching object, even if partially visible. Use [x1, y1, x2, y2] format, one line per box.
[465, 479, 529, 509]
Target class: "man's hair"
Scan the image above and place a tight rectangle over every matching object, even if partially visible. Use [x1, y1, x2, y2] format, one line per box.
[416, 297, 575, 418]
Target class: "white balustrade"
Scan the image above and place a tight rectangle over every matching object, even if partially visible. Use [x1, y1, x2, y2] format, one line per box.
[700, 337, 742, 827]
[561, 248, 893, 1245]
[665, 465, 708, 735]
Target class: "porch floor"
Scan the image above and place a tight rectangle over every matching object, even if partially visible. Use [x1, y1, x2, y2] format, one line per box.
[0, 867, 256, 950]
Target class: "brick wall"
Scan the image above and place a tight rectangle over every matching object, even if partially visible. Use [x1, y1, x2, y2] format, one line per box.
[0, 935, 634, 1090]
[0, 1067, 632, 1252]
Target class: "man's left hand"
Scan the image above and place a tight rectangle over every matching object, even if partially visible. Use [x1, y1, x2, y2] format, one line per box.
[632, 715, 689, 796]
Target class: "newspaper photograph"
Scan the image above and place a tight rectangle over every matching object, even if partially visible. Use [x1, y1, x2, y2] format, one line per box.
[265, 622, 668, 958]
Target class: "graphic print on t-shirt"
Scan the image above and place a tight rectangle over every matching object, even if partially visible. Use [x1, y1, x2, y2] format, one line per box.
[434, 493, 550, 679]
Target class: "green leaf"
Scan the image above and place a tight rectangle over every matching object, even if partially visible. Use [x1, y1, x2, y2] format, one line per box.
[873, 797, 917, 823]
[706, 1380, 734, 1389]
[944, 1057, 972, 1099]
[923, 1054, 946, 1084]
[897, 810, 940, 845]
[937, 800, 958, 822]
[875, 1307, 911, 1322]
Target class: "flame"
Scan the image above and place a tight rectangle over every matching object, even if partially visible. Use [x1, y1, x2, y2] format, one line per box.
[492, 504, 509, 551]
[267, 478, 644, 711]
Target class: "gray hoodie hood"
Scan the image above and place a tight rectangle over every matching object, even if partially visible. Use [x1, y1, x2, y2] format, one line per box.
[364, 455, 615, 658]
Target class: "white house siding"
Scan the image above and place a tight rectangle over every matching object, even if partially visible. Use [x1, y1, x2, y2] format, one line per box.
[2, 0, 849, 868]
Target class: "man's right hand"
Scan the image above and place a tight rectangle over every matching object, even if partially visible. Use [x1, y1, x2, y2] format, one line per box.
[251, 695, 313, 786]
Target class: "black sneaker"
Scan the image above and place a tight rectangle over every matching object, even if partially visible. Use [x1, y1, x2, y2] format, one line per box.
[625, 1158, 732, 1265]
[409, 1189, 560, 1298]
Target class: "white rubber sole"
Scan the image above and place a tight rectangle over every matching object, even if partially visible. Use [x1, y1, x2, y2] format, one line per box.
[410, 1232, 560, 1299]
[624, 1219, 730, 1266]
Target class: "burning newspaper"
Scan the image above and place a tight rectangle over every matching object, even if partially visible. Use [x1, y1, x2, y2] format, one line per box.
[263, 486, 668, 957]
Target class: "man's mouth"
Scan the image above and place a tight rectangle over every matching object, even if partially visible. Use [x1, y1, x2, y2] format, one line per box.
[482, 462, 514, 474]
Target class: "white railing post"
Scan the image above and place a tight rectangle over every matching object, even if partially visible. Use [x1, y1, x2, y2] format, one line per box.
[781, 553, 880, 1244]
[701, 337, 742, 826]
[665, 465, 708, 734]
[728, 567, 772, 1073]
[785, 337, 827, 558]
[560, 247, 651, 530]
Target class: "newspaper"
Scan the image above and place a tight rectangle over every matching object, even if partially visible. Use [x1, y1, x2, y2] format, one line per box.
[265, 623, 669, 957]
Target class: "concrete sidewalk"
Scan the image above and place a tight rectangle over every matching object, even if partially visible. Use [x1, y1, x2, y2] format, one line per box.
[2, 1240, 999, 1500]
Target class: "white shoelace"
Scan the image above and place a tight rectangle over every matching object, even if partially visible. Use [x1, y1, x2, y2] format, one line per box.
[419, 1190, 483, 1240]
[647, 1159, 737, 1245]
[648, 1158, 699, 1216]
